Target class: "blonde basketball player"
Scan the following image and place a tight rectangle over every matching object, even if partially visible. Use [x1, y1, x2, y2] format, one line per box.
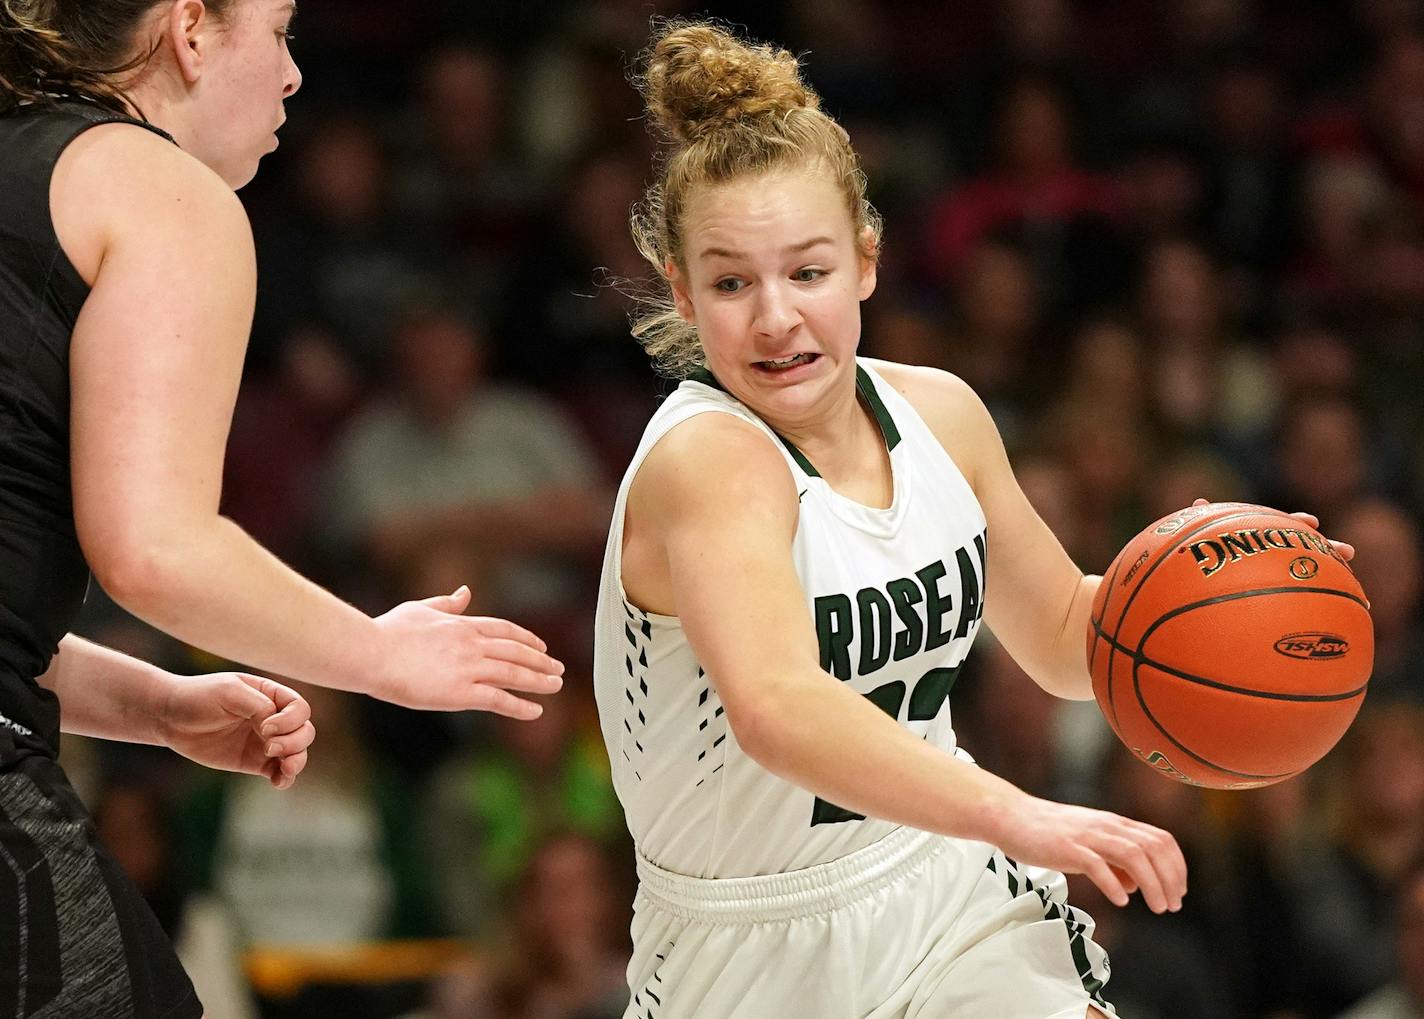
[593, 22, 1188, 1018]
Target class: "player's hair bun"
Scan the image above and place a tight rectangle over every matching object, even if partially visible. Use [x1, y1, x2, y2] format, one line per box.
[643, 23, 819, 145]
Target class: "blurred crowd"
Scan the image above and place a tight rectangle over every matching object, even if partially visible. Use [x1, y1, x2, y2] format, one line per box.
[70, 1, 1424, 1017]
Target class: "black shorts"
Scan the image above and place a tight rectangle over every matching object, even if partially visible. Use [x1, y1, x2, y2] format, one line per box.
[0, 750, 201, 1019]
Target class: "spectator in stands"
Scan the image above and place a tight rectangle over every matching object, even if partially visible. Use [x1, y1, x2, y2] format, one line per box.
[1336, 499, 1424, 704]
[500, 148, 658, 477]
[251, 113, 448, 370]
[322, 301, 609, 617]
[1270, 397, 1374, 525]
[179, 682, 438, 949]
[429, 833, 631, 1019]
[392, 43, 539, 313]
[1284, 157, 1393, 315]
[423, 682, 623, 942]
[1337, 861, 1424, 1019]
[1136, 237, 1277, 455]
[222, 323, 365, 567]
[1200, 58, 1297, 294]
[942, 238, 1051, 441]
[1285, 704, 1424, 1015]
[922, 73, 1122, 314]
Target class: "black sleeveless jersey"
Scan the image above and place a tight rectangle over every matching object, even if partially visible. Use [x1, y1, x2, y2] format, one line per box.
[0, 100, 173, 756]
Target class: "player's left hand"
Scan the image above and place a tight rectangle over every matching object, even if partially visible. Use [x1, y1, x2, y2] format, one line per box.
[1190, 499, 1355, 561]
[158, 673, 314, 789]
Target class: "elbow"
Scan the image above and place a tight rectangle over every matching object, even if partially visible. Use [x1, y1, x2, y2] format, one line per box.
[1031, 656, 1096, 701]
[88, 542, 171, 614]
[83, 527, 191, 617]
[719, 676, 801, 773]
[1040, 674, 1095, 702]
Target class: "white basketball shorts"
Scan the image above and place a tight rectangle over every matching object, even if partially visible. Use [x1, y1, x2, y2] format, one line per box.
[623, 824, 1115, 1018]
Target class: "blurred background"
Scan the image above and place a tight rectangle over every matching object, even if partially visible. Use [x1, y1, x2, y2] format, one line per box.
[70, 0, 1424, 1016]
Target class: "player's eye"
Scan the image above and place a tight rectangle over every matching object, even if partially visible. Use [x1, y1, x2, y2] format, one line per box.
[792, 268, 827, 283]
[714, 278, 745, 294]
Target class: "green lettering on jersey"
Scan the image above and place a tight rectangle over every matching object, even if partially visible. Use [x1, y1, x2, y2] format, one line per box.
[917, 560, 954, 651]
[887, 578, 925, 663]
[856, 587, 893, 676]
[814, 593, 854, 681]
[973, 531, 988, 619]
[907, 664, 962, 721]
[954, 546, 981, 639]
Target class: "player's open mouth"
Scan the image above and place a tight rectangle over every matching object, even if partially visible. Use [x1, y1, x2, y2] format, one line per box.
[754, 353, 819, 372]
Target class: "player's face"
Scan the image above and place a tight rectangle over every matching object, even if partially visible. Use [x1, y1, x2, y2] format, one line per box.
[185, 0, 302, 188]
[672, 167, 877, 427]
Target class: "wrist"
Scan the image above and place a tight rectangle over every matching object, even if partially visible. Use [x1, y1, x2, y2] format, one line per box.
[142, 667, 181, 746]
[344, 612, 391, 698]
[958, 769, 1029, 846]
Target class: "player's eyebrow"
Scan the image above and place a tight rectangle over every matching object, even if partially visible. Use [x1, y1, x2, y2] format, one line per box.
[698, 236, 836, 261]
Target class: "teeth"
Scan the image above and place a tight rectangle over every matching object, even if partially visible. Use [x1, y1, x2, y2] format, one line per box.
[762, 353, 812, 368]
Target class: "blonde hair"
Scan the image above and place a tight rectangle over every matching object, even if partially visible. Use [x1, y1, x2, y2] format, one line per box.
[629, 21, 883, 377]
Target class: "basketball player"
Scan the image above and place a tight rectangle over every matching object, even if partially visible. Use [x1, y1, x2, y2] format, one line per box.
[0, 1, 562, 1014]
[594, 23, 1189, 1017]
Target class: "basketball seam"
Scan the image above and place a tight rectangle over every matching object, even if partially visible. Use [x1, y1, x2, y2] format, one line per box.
[1102, 506, 1280, 740]
[1131, 665, 1301, 781]
[1091, 627, 1370, 702]
[1129, 586, 1369, 780]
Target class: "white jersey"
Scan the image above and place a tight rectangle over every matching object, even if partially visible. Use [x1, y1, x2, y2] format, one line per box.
[594, 361, 988, 878]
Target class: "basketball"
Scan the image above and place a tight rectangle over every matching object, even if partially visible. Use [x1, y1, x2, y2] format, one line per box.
[1087, 502, 1374, 789]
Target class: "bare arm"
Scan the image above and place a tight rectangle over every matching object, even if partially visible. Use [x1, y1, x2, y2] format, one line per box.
[59, 127, 561, 716]
[37, 636, 171, 745]
[876, 362, 1099, 700]
[38, 636, 314, 787]
[629, 413, 1185, 912]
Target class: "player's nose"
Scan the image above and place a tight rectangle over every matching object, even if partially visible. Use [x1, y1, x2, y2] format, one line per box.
[284, 53, 303, 98]
[751, 281, 801, 339]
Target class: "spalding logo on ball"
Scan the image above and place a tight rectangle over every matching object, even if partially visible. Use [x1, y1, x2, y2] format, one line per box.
[1087, 502, 1373, 789]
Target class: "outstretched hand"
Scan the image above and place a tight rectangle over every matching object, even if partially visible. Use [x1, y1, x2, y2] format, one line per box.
[159, 673, 314, 789]
[371, 586, 565, 717]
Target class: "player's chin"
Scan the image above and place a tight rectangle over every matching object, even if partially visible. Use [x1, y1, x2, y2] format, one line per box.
[224, 152, 267, 191]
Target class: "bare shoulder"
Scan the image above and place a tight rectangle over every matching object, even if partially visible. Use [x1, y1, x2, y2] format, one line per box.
[53, 122, 251, 284]
[862, 359, 1001, 486]
[633, 410, 800, 526]
[862, 356, 979, 407]
[623, 409, 800, 613]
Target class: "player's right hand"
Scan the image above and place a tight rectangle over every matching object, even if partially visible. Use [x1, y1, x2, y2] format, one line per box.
[992, 797, 1187, 914]
[370, 586, 564, 717]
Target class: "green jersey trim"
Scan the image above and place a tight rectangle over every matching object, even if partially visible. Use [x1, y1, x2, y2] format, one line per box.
[685, 363, 902, 480]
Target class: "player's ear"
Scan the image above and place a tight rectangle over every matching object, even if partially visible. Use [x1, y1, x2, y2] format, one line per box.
[856, 227, 878, 302]
[164, 0, 211, 85]
[668, 261, 695, 324]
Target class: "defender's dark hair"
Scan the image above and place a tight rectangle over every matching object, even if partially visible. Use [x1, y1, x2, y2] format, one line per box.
[0, 0, 235, 115]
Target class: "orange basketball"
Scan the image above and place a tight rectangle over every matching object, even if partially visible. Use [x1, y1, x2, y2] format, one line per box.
[1087, 502, 1374, 789]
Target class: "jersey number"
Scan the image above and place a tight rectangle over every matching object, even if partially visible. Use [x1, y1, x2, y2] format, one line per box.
[809, 664, 963, 826]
